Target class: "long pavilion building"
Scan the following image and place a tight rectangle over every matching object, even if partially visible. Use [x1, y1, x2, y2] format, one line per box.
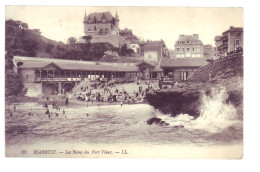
[13, 56, 163, 97]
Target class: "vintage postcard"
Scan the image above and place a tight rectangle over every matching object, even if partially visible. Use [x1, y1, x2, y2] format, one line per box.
[5, 6, 243, 159]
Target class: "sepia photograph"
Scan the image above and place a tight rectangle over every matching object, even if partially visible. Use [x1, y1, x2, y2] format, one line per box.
[4, 6, 244, 159]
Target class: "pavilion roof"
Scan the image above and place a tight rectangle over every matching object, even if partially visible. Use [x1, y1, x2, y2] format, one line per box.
[13, 56, 140, 72]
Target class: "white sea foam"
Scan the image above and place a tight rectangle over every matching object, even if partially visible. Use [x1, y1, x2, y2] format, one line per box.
[156, 87, 242, 133]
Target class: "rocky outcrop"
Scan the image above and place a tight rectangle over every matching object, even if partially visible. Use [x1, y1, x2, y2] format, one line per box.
[146, 89, 202, 118]
[146, 54, 243, 119]
[146, 117, 169, 126]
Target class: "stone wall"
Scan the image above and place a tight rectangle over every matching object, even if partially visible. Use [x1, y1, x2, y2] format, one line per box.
[187, 52, 243, 82]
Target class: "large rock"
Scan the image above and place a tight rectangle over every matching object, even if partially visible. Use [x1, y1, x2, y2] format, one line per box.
[147, 117, 169, 126]
[146, 89, 202, 118]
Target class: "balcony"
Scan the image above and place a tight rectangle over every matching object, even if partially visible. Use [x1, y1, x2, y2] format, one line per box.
[35, 77, 82, 82]
[221, 35, 228, 40]
[35, 77, 109, 83]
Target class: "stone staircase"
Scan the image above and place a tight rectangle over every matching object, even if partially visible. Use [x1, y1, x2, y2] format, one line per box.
[71, 78, 91, 92]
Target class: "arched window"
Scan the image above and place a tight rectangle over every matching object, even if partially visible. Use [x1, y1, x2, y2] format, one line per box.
[94, 26, 96, 31]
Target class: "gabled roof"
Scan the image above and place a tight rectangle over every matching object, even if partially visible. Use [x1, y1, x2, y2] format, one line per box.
[160, 58, 208, 68]
[13, 56, 139, 72]
[137, 61, 155, 67]
[41, 62, 63, 70]
[85, 12, 114, 22]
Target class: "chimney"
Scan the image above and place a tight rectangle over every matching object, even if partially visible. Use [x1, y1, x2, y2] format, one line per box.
[193, 34, 199, 39]
[230, 26, 234, 29]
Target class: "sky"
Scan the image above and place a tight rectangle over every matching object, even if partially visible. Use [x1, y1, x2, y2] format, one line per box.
[5, 6, 243, 50]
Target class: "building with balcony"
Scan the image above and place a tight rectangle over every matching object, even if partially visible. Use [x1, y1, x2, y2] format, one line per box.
[174, 34, 204, 58]
[13, 56, 163, 97]
[83, 11, 119, 37]
[215, 26, 243, 58]
[80, 11, 139, 48]
[80, 11, 127, 48]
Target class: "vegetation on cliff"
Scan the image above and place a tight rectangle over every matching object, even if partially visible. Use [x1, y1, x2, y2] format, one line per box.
[5, 19, 136, 67]
[5, 19, 136, 97]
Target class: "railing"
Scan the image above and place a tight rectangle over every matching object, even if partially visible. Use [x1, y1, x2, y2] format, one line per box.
[71, 78, 89, 92]
[35, 77, 111, 82]
[35, 77, 82, 82]
[221, 35, 228, 40]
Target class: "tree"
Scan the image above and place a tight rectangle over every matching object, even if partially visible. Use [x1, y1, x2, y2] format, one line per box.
[22, 39, 40, 57]
[67, 37, 77, 44]
[46, 43, 55, 54]
[119, 44, 134, 56]
[82, 35, 92, 43]
[5, 69, 25, 97]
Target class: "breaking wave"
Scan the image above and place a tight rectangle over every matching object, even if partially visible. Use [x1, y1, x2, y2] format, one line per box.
[156, 87, 242, 133]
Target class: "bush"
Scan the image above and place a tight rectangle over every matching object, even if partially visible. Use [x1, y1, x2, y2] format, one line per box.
[5, 69, 25, 97]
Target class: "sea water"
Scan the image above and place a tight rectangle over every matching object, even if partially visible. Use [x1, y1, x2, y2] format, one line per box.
[5, 88, 243, 158]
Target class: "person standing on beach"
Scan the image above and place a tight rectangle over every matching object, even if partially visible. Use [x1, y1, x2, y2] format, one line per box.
[45, 109, 50, 116]
[120, 101, 123, 107]
[65, 98, 69, 105]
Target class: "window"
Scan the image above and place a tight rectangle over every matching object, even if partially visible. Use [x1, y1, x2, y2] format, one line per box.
[26, 75, 29, 78]
[183, 48, 185, 52]
[94, 26, 96, 31]
[187, 48, 189, 51]
[193, 48, 195, 52]
[177, 48, 179, 51]
[187, 41, 190, 44]
[235, 40, 240, 45]
[180, 72, 188, 81]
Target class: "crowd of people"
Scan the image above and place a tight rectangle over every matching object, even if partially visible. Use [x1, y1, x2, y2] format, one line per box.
[43, 104, 66, 119]
[8, 102, 67, 120]
[76, 81, 159, 104]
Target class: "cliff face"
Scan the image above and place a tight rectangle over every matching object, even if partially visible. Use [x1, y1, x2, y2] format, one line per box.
[146, 54, 243, 119]
[146, 89, 202, 118]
